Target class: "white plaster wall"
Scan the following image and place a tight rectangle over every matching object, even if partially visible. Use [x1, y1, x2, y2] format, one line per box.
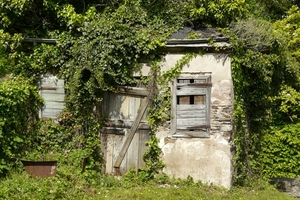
[158, 131, 232, 188]
[156, 53, 234, 189]
[137, 53, 231, 83]
[161, 53, 231, 82]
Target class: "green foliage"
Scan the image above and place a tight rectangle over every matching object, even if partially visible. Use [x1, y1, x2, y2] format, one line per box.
[271, 86, 300, 123]
[0, 32, 23, 77]
[183, 0, 249, 27]
[57, 110, 103, 174]
[142, 131, 166, 180]
[274, 6, 300, 66]
[261, 123, 300, 178]
[0, 0, 190, 180]
[0, 171, 101, 199]
[143, 54, 197, 178]
[20, 117, 103, 183]
[228, 18, 284, 132]
[0, 0, 109, 37]
[1, 0, 300, 188]
[226, 16, 300, 184]
[23, 119, 71, 161]
[0, 171, 295, 200]
[51, 2, 198, 180]
[0, 77, 43, 176]
[186, 31, 201, 39]
[250, 0, 300, 20]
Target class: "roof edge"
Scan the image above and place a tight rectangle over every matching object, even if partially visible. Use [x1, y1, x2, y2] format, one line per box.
[23, 37, 230, 45]
[166, 37, 229, 45]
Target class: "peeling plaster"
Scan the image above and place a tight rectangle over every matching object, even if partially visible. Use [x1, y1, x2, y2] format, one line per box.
[156, 53, 233, 189]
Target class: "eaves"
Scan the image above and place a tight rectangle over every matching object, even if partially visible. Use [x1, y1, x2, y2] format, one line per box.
[160, 37, 231, 53]
[23, 37, 231, 53]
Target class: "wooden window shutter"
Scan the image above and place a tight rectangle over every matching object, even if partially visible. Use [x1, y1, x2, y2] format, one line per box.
[171, 75, 211, 138]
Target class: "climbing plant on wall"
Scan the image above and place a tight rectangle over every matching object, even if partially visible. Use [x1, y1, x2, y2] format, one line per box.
[226, 9, 300, 184]
[2, 0, 300, 184]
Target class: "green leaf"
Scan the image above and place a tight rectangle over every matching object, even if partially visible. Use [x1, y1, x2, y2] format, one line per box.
[13, 136, 23, 143]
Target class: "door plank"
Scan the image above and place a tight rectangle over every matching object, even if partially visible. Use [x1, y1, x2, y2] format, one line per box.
[113, 97, 149, 168]
[177, 86, 207, 95]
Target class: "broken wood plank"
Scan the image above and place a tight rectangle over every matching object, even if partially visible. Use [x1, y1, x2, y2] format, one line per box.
[106, 136, 114, 174]
[176, 83, 212, 87]
[117, 86, 148, 96]
[113, 97, 149, 168]
[176, 86, 207, 96]
[100, 127, 125, 135]
[177, 109, 206, 118]
[104, 119, 150, 130]
[177, 104, 206, 111]
[177, 118, 207, 129]
[181, 125, 211, 129]
[187, 83, 212, 87]
[171, 79, 177, 135]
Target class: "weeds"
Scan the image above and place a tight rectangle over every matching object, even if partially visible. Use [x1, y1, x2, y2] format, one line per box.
[0, 169, 295, 200]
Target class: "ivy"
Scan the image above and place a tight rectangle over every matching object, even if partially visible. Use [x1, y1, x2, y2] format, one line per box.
[183, 0, 249, 27]
[48, 1, 187, 179]
[0, 77, 43, 176]
[227, 14, 300, 184]
[1, 0, 300, 185]
[271, 85, 300, 123]
[261, 123, 300, 178]
[141, 53, 197, 178]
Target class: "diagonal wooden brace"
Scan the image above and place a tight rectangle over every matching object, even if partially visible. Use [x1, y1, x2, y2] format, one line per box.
[113, 97, 149, 169]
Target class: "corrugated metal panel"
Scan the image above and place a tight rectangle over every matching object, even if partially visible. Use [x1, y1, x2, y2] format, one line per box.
[39, 75, 65, 119]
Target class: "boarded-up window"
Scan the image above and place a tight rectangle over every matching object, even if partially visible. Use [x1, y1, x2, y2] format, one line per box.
[39, 75, 65, 119]
[171, 75, 211, 138]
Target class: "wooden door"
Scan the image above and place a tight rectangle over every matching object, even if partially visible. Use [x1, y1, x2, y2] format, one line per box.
[100, 87, 151, 175]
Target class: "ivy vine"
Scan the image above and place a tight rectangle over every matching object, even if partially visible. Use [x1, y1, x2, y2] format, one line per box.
[1, 0, 300, 185]
[142, 53, 197, 178]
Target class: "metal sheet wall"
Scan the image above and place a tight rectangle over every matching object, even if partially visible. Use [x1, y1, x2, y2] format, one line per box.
[39, 75, 65, 119]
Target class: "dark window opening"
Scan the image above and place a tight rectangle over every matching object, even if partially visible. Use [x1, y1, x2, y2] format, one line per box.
[190, 95, 194, 104]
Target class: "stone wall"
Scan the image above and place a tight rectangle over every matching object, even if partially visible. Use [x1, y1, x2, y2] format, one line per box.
[211, 79, 234, 141]
[271, 178, 300, 198]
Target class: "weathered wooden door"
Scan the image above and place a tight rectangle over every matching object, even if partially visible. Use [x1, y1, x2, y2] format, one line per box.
[100, 87, 151, 175]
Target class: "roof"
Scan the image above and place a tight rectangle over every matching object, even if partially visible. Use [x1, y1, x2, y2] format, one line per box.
[23, 26, 230, 52]
[170, 27, 224, 39]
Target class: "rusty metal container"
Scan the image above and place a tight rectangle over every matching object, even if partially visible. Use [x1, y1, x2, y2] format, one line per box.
[21, 160, 57, 178]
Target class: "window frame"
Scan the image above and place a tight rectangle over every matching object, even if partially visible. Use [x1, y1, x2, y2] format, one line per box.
[171, 75, 212, 138]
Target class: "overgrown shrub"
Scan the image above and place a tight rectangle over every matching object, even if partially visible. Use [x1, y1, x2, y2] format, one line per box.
[261, 122, 300, 178]
[23, 117, 103, 180]
[0, 76, 43, 176]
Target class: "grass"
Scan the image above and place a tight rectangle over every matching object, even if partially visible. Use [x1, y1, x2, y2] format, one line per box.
[0, 170, 296, 200]
[89, 185, 295, 200]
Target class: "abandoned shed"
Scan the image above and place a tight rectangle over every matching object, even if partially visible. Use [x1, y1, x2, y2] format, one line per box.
[27, 28, 234, 188]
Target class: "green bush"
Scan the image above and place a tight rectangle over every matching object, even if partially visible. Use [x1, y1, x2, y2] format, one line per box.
[261, 122, 300, 178]
[0, 171, 94, 200]
[0, 77, 43, 176]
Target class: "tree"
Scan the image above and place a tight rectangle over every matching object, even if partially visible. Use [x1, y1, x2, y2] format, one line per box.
[258, 0, 300, 19]
[228, 5, 300, 184]
[183, 0, 249, 27]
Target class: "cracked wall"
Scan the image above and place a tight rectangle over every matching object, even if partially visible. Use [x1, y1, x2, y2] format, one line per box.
[157, 53, 234, 188]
